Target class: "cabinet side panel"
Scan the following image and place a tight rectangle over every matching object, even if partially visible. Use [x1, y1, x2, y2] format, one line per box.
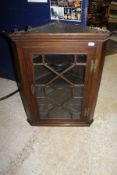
[88, 41, 107, 122]
[82, 47, 96, 122]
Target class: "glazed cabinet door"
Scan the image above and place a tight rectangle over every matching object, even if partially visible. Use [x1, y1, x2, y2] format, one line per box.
[21, 43, 96, 126]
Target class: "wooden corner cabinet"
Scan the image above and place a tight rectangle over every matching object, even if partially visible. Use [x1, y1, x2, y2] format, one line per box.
[8, 22, 110, 126]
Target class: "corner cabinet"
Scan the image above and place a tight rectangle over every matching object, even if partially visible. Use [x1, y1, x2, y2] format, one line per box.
[8, 22, 110, 126]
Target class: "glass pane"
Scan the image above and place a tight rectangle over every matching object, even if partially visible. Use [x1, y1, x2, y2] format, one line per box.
[33, 65, 55, 84]
[64, 98, 83, 113]
[35, 86, 45, 97]
[37, 98, 53, 112]
[45, 54, 74, 72]
[76, 54, 87, 63]
[32, 54, 87, 120]
[48, 107, 71, 119]
[47, 78, 72, 105]
[64, 66, 86, 84]
[45, 54, 73, 64]
[32, 55, 43, 64]
[72, 86, 84, 98]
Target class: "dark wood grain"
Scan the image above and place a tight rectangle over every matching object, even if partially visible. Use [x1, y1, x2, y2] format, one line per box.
[8, 22, 109, 126]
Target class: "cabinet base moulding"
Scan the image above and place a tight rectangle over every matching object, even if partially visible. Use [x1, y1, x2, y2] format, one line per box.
[28, 119, 94, 127]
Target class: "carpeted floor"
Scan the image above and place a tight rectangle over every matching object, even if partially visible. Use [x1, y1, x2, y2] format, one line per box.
[0, 43, 117, 175]
[106, 39, 117, 55]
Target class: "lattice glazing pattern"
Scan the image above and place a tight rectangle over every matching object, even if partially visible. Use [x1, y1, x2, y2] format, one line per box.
[32, 54, 87, 120]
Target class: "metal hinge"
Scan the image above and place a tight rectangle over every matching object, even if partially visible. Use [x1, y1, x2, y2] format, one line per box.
[31, 83, 35, 95]
[84, 108, 90, 117]
[90, 60, 97, 73]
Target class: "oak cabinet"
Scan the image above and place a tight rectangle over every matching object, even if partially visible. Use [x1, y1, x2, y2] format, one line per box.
[8, 22, 109, 126]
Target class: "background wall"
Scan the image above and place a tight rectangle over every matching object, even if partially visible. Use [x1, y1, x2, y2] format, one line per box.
[0, 0, 87, 80]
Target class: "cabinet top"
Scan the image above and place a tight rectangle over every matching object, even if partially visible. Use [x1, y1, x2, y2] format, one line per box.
[24, 22, 108, 34]
[8, 22, 110, 41]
